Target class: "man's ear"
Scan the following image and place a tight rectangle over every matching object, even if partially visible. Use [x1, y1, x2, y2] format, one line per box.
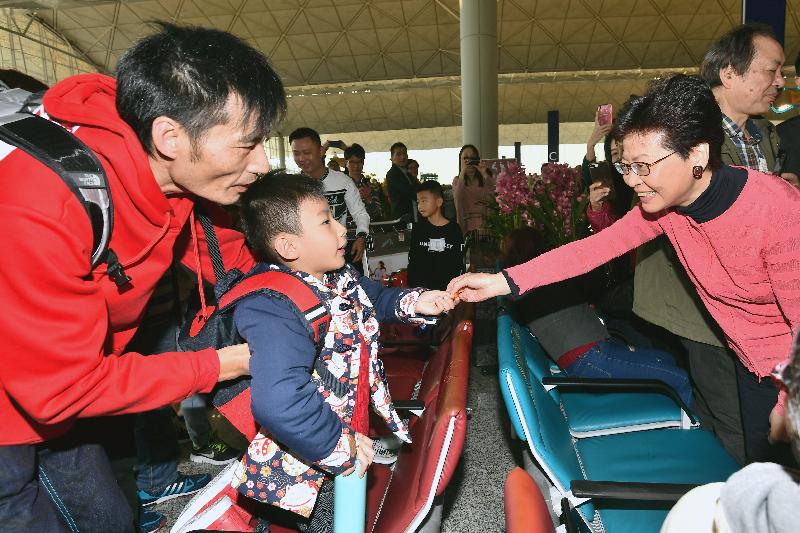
[273, 233, 300, 261]
[150, 116, 184, 160]
[719, 65, 738, 89]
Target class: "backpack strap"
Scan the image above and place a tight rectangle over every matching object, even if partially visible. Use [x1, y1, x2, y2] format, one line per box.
[219, 270, 330, 345]
[0, 106, 127, 286]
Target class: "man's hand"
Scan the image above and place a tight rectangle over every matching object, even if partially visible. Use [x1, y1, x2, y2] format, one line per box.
[350, 236, 365, 262]
[781, 172, 800, 191]
[216, 343, 251, 382]
[446, 272, 511, 303]
[342, 432, 375, 478]
[413, 290, 456, 315]
[588, 182, 611, 212]
[768, 405, 790, 443]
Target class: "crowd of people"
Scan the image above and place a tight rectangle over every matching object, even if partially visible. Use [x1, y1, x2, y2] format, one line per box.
[1, 15, 800, 533]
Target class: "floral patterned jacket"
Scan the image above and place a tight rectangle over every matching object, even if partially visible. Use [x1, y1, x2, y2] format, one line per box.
[231, 263, 427, 517]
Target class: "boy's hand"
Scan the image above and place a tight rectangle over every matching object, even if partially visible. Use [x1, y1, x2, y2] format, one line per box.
[343, 433, 375, 477]
[413, 290, 456, 315]
[447, 272, 511, 302]
[216, 343, 251, 382]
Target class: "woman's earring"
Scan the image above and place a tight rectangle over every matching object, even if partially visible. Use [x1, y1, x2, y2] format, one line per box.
[692, 165, 704, 179]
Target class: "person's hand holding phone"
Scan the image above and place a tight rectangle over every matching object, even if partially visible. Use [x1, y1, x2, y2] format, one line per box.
[586, 105, 613, 160]
[588, 181, 611, 212]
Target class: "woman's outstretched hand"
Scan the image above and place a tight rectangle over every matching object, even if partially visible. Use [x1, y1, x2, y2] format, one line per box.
[447, 272, 511, 303]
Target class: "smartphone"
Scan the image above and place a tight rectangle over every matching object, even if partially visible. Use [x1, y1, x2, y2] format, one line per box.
[597, 104, 613, 126]
[467, 159, 480, 165]
[328, 140, 346, 150]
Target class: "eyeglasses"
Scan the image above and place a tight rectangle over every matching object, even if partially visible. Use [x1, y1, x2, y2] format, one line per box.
[771, 86, 800, 114]
[613, 151, 677, 177]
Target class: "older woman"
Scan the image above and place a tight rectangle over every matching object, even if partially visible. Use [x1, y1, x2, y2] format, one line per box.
[449, 75, 800, 464]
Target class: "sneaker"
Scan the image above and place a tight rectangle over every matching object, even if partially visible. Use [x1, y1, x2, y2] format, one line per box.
[372, 434, 402, 465]
[139, 509, 166, 533]
[138, 472, 212, 507]
[190, 439, 241, 465]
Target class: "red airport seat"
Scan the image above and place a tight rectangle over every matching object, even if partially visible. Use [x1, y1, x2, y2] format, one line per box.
[365, 320, 473, 532]
[504, 467, 555, 533]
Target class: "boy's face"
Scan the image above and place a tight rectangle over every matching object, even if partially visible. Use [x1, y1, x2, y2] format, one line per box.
[416, 190, 442, 219]
[290, 197, 348, 278]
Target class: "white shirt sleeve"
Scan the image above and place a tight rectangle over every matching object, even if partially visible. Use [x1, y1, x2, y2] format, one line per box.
[341, 174, 371, 235]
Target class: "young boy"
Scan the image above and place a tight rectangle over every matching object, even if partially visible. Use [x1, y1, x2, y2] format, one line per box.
[233, 172, 454, 529]
[407, 180, 465, 291]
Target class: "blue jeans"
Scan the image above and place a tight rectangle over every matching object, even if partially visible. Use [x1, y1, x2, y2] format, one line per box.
[566, 339, 694, 408]
[0, 431, 134, 532]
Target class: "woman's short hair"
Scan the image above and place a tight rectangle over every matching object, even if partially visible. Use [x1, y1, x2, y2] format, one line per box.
[613, 74, 724, 170]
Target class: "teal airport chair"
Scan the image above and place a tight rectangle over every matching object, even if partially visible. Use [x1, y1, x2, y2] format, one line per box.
[497, 301, 696, 438]
[498, 312, 739, 532]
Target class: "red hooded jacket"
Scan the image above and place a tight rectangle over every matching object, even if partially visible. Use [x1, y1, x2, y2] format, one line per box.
[0, 74, 255, 445]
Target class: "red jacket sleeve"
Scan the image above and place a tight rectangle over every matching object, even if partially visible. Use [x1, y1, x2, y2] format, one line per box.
[0, 201, 220, 426]
[175, 201, 256, 284]
[504, 207, 663, 296]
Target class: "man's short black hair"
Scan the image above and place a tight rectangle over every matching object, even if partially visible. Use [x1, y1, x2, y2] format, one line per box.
[289, 127, 321, 146]
[417, 179, 443, 199]
[390, 141, 407, 156]
[614, 74, 724, 171]
[700, 23, 779, 88]
[239, 171, 325, 263]
[344, 143, 365, 160]
[116, 22, 285, 156]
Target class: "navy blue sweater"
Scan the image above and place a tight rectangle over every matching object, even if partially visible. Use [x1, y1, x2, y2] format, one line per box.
[233, 265, 411, 462]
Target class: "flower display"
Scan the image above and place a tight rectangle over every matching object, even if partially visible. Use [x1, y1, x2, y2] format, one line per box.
[485, 162, 589, 247]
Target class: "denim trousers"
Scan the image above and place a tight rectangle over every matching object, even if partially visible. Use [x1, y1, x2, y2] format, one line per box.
[566, 339, 694, 408]
[122, 310, 183, 494]
[0, 428, 134, 532]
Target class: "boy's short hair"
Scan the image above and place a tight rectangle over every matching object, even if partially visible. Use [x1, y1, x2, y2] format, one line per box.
[239, 171, 325, 263]
[344, 143, 365, 160]
[390, 141, 407, 156]
[416, 180, 443, 199]
[288, 127, 321, 146]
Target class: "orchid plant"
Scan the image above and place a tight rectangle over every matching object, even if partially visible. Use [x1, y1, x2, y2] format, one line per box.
[485, 162, 589, 248]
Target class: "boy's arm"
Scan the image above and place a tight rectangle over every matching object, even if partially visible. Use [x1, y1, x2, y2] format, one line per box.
[357, 272, 431, 324]
[234, 296, 356, 473]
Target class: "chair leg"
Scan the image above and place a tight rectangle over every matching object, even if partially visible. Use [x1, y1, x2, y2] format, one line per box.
[415, 495, 444, 533]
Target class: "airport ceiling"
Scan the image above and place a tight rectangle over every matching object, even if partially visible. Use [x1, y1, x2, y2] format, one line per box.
[2, 0, 799, 136]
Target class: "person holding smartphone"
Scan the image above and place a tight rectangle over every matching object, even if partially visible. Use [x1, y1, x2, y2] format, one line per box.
[452, 144, 494, 234]
[583, 103, 632, 225]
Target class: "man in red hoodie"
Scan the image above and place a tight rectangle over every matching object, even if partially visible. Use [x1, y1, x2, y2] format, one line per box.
[0, 23, 285, 532]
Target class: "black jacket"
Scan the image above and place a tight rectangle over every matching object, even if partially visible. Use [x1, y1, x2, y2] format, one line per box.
[386, 165, 416, 220]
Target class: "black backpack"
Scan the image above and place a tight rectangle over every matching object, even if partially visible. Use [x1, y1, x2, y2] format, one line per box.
[0, 86, 129, 286]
